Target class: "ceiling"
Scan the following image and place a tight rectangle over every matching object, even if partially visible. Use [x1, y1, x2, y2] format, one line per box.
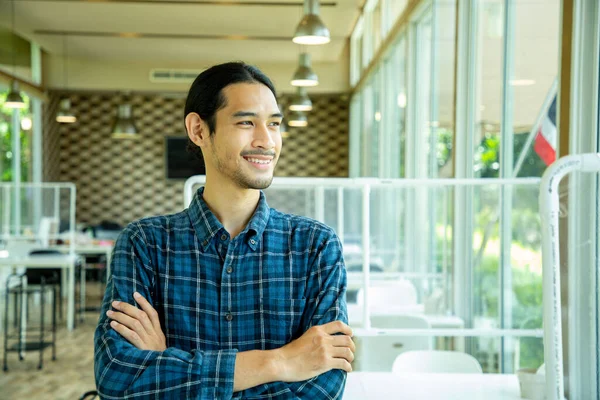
[0, 0, 362, 65]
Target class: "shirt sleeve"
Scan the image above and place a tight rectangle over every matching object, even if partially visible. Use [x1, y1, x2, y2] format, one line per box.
[94, 223, 237, 399]
[237, 227, 348, 399]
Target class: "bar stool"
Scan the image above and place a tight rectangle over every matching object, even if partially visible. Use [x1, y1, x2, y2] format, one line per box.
[2, 252, 60, 371]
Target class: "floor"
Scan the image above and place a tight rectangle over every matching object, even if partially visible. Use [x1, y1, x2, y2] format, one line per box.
[0, 283, 103, 400]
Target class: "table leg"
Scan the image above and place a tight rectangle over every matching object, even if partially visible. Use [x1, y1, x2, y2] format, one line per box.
[67, 261, 75, 331]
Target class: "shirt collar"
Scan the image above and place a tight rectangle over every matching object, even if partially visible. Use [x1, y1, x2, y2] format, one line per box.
[187, 187, 270, 252]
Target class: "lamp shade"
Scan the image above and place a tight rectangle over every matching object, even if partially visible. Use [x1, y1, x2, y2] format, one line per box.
[289, 87, 313, 111]
[293, 0, 330, 45]
[288, 111, 308, 127]
[5, 81, 25, 109]
[112, 103, 138, 138]
[291, 53, 318, 87]
[56, 98, 77, 123]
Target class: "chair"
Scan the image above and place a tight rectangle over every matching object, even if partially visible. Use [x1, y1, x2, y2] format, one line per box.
[79, 390, 99, 400]
[355, 315, 431, 372]
[3, 251, 59, 371]
[357, 280, 418, 308]
[76, 254, 107, 321]
[391, 350, 483, 374]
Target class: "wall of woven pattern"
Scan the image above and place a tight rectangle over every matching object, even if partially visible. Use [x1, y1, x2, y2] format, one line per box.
[43, 91, 349, 227]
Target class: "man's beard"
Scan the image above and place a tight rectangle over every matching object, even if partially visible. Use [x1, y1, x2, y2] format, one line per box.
[213, 153, 275, 190]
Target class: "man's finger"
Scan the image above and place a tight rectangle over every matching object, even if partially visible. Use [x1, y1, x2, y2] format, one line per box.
[112, 300, 154, 335]
[331, 335, 356, 352]
[107, 310, 148, 339]
[133, 292, 161, 332]
[110, 320, 144, 349]
[330, 346, 355, 364]
[331, 358, 353, 373]
[322, 321, 353, 337]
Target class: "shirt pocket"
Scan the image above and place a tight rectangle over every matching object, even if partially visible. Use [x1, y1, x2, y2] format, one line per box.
[259, 297, 307, 349]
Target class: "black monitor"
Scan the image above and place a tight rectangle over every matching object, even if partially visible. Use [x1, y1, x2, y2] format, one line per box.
[165, 136, 205, 180]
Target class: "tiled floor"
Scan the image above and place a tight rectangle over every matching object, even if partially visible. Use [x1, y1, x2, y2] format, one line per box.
[0, 283, 103, 400]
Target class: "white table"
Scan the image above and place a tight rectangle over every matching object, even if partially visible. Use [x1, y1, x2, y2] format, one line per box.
[344, 372, 523, 399]
[52, 244, 114, 317]
[52, 243, 113, 276]
[0, 254, 78, 331]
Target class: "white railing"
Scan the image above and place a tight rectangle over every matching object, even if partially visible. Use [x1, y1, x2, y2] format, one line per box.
[540, 153, 600, 400]
[184, 176, 543, 342]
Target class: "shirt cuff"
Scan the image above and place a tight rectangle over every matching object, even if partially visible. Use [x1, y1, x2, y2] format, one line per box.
[200, 349, 238, 399]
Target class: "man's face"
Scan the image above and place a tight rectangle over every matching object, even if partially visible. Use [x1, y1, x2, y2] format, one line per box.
[205, 82, 283, 190]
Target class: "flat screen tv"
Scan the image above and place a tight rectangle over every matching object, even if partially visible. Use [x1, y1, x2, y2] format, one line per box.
[165, 136, 205, 180]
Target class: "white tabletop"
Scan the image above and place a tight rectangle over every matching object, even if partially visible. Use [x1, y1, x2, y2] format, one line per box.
[344, 372, 523, 400]
[0, 254, 76, 267]
[51, 243, 113, 254]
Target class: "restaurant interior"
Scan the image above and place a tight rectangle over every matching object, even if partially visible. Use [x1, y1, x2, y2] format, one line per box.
[0, 0, 599, 399]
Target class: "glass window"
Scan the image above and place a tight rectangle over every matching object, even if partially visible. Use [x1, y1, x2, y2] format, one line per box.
[385, 36, 407, 178]
[412, 1, 456, 179]
[384, 0, 408, 34]
[0, 87, 32, 182]
[469, 0, 560, 373]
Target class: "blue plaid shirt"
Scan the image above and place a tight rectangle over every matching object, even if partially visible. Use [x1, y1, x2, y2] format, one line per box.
[94, 188, 348, 399]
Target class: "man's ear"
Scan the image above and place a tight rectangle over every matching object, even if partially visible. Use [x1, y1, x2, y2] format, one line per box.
[185, 112, 210, 147]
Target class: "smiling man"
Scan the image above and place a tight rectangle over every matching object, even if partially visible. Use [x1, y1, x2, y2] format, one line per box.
[94, 62, 353, 399]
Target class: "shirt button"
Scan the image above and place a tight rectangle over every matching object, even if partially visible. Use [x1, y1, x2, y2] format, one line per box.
[220, 234, 227, 241]
[225, 312, 233, 321]
[250, 239, 256, 245]
[226, 266, 233, 274]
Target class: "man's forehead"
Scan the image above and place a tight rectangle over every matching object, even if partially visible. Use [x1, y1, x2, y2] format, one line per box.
[222, 83, 278, 108]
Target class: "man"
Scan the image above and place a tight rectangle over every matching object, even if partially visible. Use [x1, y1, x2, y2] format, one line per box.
[94, 62, 354, 399]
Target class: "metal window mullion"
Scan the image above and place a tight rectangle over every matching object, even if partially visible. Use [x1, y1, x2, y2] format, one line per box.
[428, 0, 439, 280]
[404, 16, 418, 275]
[11, 109, 21, 235]
[567, 0, 600, 397]
[349, 96, 361, 178]
[31, 42, 43, 233]
[453, 0, 478, 346]
[499, 0, 516, 374]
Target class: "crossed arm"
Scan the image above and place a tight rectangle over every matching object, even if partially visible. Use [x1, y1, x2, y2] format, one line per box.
[94, 225, 354, 399]
[108, 292, 355, 392]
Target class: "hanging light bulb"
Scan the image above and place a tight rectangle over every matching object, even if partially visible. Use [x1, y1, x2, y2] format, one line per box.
[291, 53, 318, 87]
[5, 80, 25, 109]
[289, 87, 313, 111]
[20, 116, 32, 130]
[288, 111, 308, 127]
[293, 0, 330, 45]
[112, 102, 138, 139]
[56, 34, 76, 123]
[56, 98, 77, 123]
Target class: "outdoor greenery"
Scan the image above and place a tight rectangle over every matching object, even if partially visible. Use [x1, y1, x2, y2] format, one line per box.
[472, 130, 546, 371]
[0, 91, 31, 182]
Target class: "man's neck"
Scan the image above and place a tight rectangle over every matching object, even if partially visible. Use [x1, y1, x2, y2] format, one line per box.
[202, 176, 261, 239]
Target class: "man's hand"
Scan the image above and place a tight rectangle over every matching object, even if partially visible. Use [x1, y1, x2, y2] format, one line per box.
[273, 321, 355, 382]
[107, 292, 166, 351]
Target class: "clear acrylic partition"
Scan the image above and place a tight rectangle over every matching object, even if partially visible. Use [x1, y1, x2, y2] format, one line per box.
[0, 183, 76, 244]
[184, 177, 543, 373]
[0, 183, 76, 307]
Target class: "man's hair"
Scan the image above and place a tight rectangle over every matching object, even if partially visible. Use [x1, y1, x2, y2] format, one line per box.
[184, 62, 277, 160]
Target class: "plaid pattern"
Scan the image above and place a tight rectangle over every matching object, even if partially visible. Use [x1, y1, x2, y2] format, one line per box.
[94, 187, 348, 399]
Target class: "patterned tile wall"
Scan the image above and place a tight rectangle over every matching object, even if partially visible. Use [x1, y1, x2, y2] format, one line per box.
[43, 91, 349, 227]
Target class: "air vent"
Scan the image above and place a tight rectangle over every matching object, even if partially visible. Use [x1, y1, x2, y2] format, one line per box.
[149, 69, 205, 83]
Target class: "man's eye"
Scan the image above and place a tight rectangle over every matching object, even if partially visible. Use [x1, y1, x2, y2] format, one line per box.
[238, 121, 253, 126]
[270, 121, 281, 127]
